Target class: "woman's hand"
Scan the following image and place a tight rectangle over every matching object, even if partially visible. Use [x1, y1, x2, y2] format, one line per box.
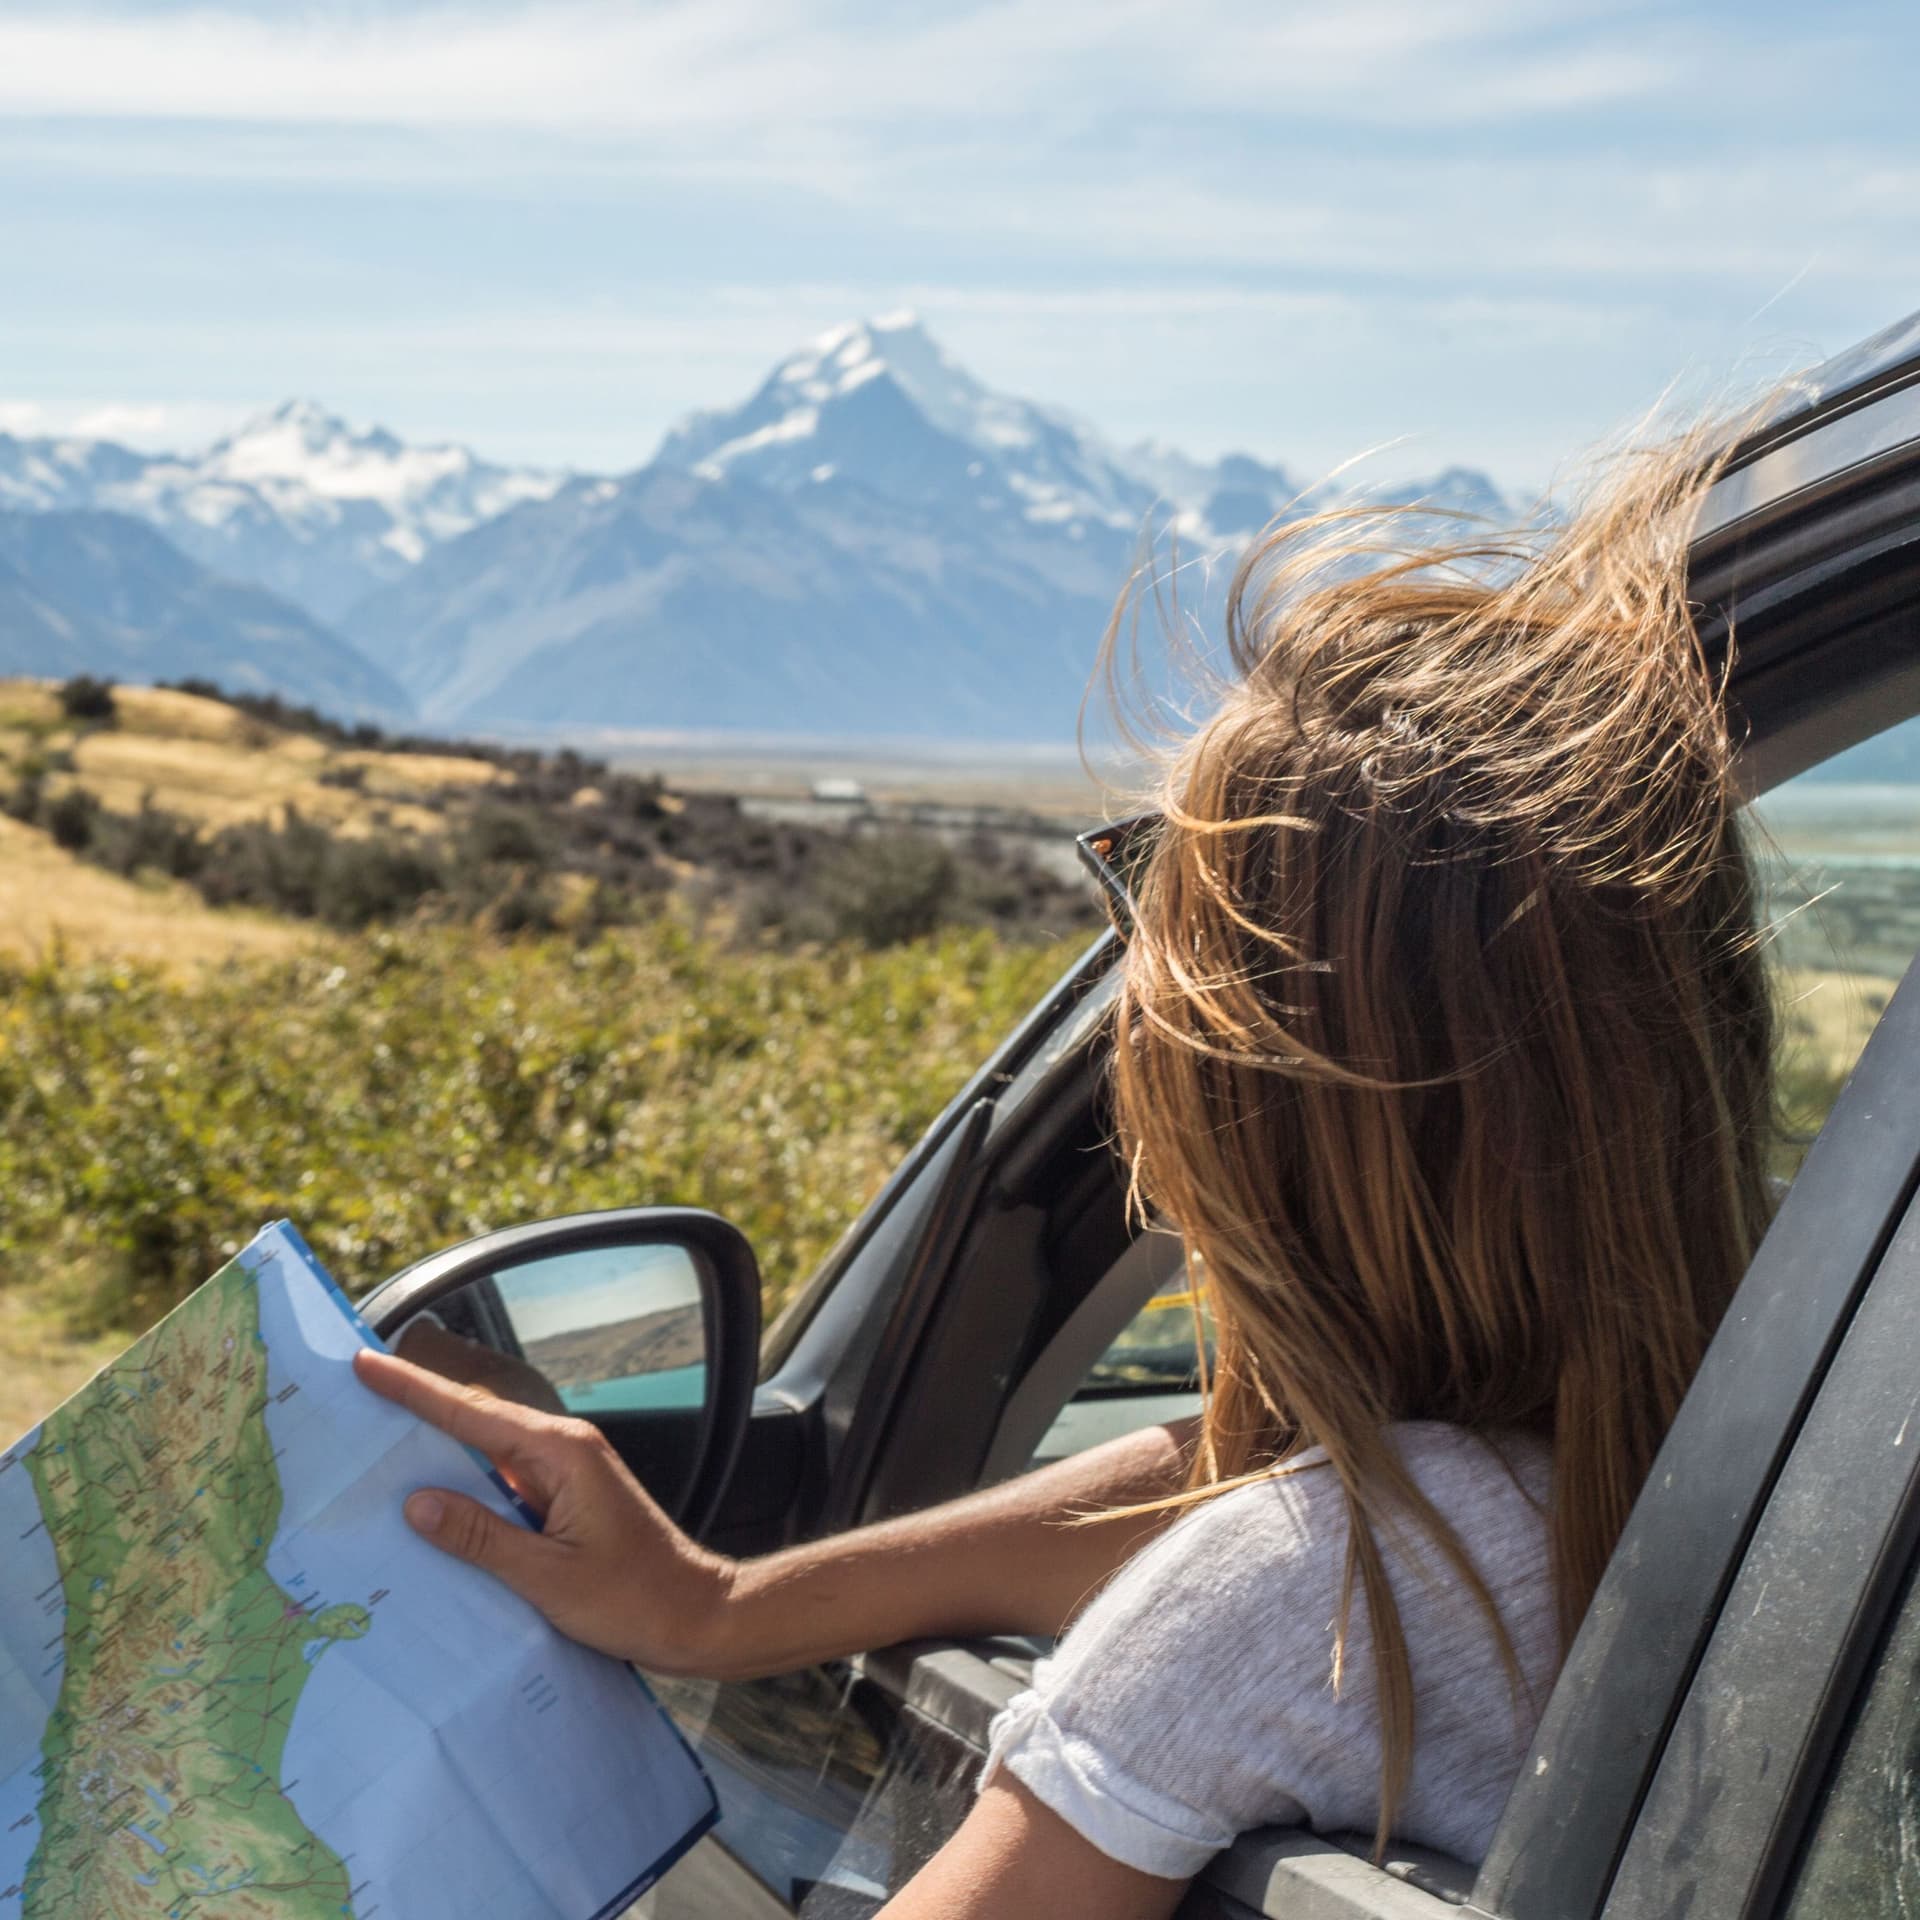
[361, 1345, 1195, 1684]
[353, 1348, 734, 1675]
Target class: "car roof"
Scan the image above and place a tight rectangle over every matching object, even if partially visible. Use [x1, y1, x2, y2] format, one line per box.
[1750, 306, 1920, 444]
[1698, 306, 1920, 544]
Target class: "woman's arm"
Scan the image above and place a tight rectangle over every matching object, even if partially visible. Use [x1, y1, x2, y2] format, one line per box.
[354, 1348, 1192, 1678]
[878, 1778, 1189, 1920]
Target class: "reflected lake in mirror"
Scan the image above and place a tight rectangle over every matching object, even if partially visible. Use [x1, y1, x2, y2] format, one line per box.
[491, 1243, 706, 1415]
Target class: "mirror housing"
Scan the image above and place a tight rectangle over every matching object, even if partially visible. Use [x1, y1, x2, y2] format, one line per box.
[358, 1207, 762, 1538]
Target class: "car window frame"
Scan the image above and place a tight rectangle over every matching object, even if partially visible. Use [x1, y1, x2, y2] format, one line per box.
[1598, 1061, 1920, 1919]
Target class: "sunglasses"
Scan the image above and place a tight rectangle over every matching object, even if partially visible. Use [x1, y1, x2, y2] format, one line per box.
[1075, 811, 1162, 937]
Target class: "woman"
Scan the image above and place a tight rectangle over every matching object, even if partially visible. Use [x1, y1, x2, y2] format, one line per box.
[356, 434, 1777, 1917]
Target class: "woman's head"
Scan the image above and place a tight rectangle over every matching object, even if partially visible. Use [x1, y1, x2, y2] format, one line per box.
[1105, 440, 1777, 1831]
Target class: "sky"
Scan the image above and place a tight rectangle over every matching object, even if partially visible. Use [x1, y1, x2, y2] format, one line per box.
[491, 1244, 700, 1345]
[1, 0, 1916, 492]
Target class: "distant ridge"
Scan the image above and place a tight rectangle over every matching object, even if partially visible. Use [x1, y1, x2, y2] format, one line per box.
[0, 318, 1517, 741]
[0, 403, 559, 625]
[0, 509, 410, 720]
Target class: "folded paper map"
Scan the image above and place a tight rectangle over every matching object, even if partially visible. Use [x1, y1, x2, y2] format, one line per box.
[0, 1222, 716, 1919]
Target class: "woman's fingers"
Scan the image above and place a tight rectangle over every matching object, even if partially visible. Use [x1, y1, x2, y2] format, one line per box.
[357, 1343, 727, 1670]
[403, 1486, 553, 1599]
[354, 1347, 558, 1462]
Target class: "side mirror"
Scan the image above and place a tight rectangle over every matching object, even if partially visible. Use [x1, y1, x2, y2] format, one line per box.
[358, 1208, 761, 1539]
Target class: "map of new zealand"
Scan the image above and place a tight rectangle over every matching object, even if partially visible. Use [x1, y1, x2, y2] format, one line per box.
[0, 1223, 716, 1919]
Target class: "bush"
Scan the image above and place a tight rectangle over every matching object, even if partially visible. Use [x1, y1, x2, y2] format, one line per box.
[462, 804, 546, 866]
[45, 786, 99, 852]
[88, 796, 207, 881]
[315, 837, 447, 930]
[0, 924, 1082, 1330]
[814, 831, 957, 947]
[486, 875, 562, 936]
[4, 771, 45, 824]
[58, 675, 117, 723]
[195, 808, 447, 930]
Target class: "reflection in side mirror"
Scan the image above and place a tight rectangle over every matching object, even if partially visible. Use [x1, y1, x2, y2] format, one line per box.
[492, 1243, 706, 1415]
[358, 1208, 761, 1538]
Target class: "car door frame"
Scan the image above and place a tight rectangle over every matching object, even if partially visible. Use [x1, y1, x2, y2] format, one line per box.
[1597, 1090, 1920, 1920]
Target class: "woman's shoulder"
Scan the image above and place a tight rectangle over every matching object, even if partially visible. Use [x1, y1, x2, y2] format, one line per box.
[985, 1422, 1556, 1877]
[1042, 1421, 1551, 1673]
[1151, 1420, 1550, 1569]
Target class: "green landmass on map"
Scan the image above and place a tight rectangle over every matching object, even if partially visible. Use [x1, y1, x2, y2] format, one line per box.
[18, 1256, 371, 1919]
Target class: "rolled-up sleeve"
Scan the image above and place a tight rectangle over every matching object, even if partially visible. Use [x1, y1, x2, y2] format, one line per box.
[978, 1484, 1323, 1878]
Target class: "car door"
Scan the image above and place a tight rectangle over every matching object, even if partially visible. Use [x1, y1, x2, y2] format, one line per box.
[629, 315, 1920, 1920]
[1596, 1120, 1920, 1920]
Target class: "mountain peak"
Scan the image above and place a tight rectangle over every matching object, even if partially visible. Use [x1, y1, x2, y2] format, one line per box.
[203, 402, 552, 521]
[659, 312, 1181, 534]
[664, 311, 1029, 488]
[231, 396, 360, 446]
[771, 312, 952, 407]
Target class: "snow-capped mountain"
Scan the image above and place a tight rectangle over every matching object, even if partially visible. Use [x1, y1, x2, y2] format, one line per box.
[658, 312, 1173, 543]
[0, 318, 1518, 740]
[0, 403, 559, 625]
[651, 310, 1498, 560]
[338, 315, 1517, 737]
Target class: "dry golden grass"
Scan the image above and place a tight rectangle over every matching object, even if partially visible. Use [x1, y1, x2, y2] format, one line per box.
[0, 811, 313, 970]
[1776, 965, 1898, 1083]
[0, 682, 62, 733]
[0, 677, 506, 837]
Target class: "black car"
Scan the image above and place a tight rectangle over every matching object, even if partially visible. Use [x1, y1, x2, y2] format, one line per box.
[360, 308, 1920, 1920]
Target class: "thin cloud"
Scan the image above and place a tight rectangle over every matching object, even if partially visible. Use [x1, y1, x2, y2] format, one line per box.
[0, 0, 1703, 135]
[0, 397, 228, 451]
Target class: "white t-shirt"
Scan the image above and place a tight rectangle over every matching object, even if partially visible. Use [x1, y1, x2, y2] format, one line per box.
[981, 1421, 1557, 1879]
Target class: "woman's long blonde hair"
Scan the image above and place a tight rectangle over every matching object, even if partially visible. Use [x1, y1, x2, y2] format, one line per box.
[1107, 438, 1777, 1849]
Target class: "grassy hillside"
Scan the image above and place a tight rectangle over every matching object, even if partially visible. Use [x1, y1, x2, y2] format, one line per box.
[0, 676, 1097, 951]
[0, 678, 493, 969]
[0, 677, 505, 835]
[0, 677, 1095, 1434]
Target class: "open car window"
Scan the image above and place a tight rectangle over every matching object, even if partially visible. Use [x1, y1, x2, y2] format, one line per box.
[1031, 1278, 1208, 1465]
[1752, 746, 1920, 1188]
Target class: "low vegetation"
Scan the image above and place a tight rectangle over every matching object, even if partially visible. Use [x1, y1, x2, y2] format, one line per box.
[0, 923, 1084, 1348]
[0, 676, 1096, 948]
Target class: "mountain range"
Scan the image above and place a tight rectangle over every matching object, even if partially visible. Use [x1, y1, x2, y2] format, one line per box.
[0, 315, 1516, 741]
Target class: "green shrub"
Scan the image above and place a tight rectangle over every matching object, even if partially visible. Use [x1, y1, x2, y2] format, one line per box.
[4, 772, 45, 824]
[816, 831, 956, 947]
[461, 804, 547, 865]
[58, 675, 117, 723]
[486, 874, 562, 936]
[76, 793, 204, 881]
[45, 786, 99, 852]
[0, 923, 1083, 1332]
